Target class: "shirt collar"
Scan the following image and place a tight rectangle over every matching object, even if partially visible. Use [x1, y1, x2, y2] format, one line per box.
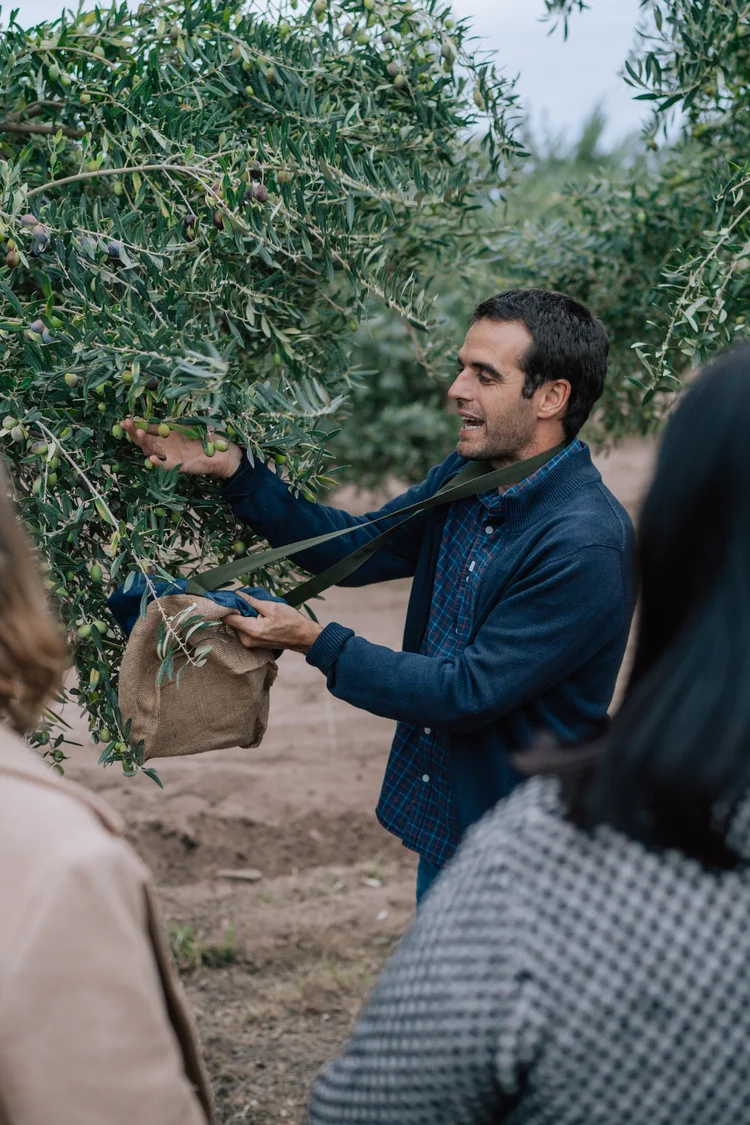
[478, 438, 584, 514]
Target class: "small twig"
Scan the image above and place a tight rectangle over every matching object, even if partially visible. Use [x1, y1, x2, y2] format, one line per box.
[4, 100, 66, 123]
[401, 316, 437, 381]
[0, 121, 84, 138]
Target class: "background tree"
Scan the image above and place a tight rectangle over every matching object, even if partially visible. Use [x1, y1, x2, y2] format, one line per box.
[540, 0, 750, 412]
[344, 0, 750, 482]
[335, 107, 646, 485]
[0, 0, 518, 777]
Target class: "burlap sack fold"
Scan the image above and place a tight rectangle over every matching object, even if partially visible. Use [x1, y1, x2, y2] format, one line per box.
[119, 594, 278, 760]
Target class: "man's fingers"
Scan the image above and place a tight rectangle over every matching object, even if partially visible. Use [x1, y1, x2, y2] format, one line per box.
[236, 592, 270, 616]
[224, 612, 266, 647]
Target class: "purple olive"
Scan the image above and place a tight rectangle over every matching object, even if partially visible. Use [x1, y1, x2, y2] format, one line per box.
[20, 214, 37, 228]
[108, 240, 122, 258]
[213, 210, 224, 230]
[146, 376, 159, 391]
[30, 318, 44, 334]
[249, 167, 263, 181]
[184, 213, 197, 228]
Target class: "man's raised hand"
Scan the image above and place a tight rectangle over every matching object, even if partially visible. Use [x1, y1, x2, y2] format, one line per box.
[119, 420, 243, 479]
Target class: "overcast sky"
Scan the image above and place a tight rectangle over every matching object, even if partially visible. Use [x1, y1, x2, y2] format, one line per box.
[12, 0, 647, 144]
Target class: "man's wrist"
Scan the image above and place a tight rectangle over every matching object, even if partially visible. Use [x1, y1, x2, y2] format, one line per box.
[212, 443, 243, 481]
[297, 620, 324, 654]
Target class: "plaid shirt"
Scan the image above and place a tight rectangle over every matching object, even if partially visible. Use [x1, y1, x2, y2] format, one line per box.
[375, 440, 583, 867]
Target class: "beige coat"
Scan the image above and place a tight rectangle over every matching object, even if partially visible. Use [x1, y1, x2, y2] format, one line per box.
[0, 725, 212, 1125]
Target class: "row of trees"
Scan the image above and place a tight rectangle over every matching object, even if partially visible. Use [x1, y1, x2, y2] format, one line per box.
[343, 0, 750, 480]
[0, 0, 518, 773]
[2, 0, 746, 773]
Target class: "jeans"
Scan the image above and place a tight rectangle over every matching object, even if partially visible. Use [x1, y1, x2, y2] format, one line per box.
[416, 855, 443, 907]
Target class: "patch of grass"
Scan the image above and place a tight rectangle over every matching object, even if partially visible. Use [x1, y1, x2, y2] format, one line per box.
[171, 923, 236, 973]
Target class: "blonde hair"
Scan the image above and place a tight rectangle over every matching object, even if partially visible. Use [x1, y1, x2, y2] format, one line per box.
[0, 461, 67, 733]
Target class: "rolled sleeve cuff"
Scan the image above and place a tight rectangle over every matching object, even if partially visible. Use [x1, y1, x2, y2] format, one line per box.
[219, 449, 270, 502]
[306, 622, 355, 674]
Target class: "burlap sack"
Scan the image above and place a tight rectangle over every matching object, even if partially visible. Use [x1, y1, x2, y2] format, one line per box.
[119, 594, 278, 760]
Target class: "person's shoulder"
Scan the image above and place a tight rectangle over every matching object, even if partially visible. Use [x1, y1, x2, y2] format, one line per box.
[0, 728, 146, 903]
[457, 776, 571, 874]
[545, 444, 635, 555]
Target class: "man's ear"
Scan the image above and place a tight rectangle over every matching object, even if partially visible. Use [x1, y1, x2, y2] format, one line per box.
[536, 379, 571, 422]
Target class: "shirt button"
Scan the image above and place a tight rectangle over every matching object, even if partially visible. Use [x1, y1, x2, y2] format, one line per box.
[422, 774, 430, 783]
[485, 525, 494, 535]
[424, 727, 432, 735]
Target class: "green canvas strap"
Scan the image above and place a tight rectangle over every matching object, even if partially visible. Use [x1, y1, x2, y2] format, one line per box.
[185, 441, 567, 604]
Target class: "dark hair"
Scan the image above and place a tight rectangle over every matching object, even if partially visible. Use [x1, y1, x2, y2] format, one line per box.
[560, 345, 750, 868]
[471, 288, 609, 441]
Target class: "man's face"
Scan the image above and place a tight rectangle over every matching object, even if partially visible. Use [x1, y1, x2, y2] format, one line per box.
[448, 319, 539, 465]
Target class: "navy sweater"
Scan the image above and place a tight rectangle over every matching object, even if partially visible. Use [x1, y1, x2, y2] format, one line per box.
[221, 444, 636, 840]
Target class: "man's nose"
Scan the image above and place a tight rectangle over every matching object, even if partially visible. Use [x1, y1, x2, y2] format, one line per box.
[448, 368, 472, 401]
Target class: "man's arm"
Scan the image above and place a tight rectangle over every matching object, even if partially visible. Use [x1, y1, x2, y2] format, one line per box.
[219, 450, 447, 583]
[122, 421, 455, 584]
[309, 544, 629, 731]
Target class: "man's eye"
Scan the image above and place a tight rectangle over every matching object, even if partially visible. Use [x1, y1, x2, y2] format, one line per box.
[477, 373, 492, 385]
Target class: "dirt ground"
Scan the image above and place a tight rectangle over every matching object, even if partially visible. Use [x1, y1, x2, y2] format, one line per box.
[65, 439, 656, 1124]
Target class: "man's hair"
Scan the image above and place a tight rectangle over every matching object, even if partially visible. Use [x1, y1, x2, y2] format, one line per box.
[471, 288, 609, 441]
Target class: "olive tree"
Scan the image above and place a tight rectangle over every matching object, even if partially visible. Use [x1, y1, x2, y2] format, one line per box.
[0, 0, 518, 778]
[539, 0, 750, 420]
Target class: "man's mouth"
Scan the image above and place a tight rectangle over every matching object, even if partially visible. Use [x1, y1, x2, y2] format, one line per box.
[459, 415, 485, 433]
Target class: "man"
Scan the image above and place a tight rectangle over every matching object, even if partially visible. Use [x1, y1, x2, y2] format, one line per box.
[123, 288, 636, 903]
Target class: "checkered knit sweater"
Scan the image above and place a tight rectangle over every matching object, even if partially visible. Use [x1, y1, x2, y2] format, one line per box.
[308, 776, 750, 1124]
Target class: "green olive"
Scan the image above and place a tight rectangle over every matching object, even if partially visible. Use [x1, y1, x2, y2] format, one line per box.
[90, 563, 103, 583]
[214, 438, 229, 452]
[111, 423, 124, 439]
[121, 369, 134, 384]
[92, 619, 108, 633]
[232, 540, 246, 555]
[158, 423, 170, 437]
[76, 623, 92, 640]
[64, 372, 79, 388]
